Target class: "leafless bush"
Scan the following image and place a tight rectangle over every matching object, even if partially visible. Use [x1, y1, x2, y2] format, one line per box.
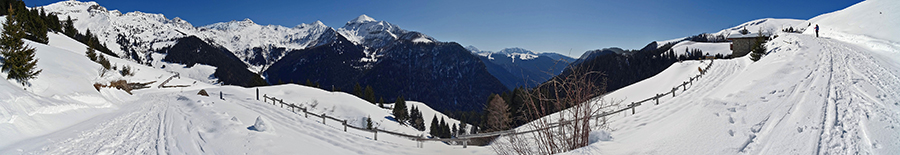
[98, 67, 109, 77]
[492, 66, 619, 155]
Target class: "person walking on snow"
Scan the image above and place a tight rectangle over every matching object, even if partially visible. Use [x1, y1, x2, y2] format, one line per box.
[815, 24, 819, 37]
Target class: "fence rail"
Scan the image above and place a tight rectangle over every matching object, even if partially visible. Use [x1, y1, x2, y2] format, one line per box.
[258, 59, 715, 149]
[460, 59, 715, 139]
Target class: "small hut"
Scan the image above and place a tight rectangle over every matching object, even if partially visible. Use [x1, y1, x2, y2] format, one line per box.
[727, 31, 769, 57]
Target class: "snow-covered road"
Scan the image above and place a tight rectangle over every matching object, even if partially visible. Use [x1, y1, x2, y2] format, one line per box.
[578, 33, 900, 155]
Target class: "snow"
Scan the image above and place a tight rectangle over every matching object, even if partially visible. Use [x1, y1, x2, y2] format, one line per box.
[670, 41, 733, 56]
[41, 0, 334, 71]
[249, 116, 270, 132]
[1, 0, 898, 154]
[348, 14, 377, 24]
[806, 0, 900, 44]
[0, 26, 491, 154]
[714, 18, 806, 38]
[498, 1, 900, 154]
[412, 37, 434, 43]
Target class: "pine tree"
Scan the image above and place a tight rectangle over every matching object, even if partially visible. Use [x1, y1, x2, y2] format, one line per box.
[1, 7, 41, 86]
[378, 97, 384, 108]
[407, 106, 417, 128]
[363, 85, 375, 103]
[392, 95, 408, 124]
[452, 123, 458, 138]
[64, 16, 76, 37]
[749, 29, 767, 62]
[430, 115, 438, 136]
[85, 42, 97, 61]
[438, 117, 446, 138]
[441, 119, 450, 138]
[353, 83, 362, 97]
[97, 54, 110, 70]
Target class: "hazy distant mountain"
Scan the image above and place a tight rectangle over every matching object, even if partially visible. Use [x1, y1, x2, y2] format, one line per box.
[468, 47, 573, 89]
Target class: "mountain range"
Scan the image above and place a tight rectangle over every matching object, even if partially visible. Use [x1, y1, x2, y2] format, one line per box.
[467, 47, 574, 89]
[41, 1, 513, 113]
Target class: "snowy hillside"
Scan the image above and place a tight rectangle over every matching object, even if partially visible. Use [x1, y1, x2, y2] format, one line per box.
[505, 0, 900, 154]
[568, 32, 900, 155]
[0, 25, 490, 154]
[714, 18, 807, 38]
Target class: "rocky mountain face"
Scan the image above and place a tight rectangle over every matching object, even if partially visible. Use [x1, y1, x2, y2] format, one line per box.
[43, 1, 507, 113]
[265, 22, 506, 113]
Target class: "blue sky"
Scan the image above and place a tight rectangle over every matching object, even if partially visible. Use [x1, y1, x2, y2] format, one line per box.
[26, 0, 861, 58]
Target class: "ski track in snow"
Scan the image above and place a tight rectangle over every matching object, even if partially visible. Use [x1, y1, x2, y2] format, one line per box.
[584, 34, 900, 155]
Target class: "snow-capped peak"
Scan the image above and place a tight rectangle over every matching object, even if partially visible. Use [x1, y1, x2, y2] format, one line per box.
[241, 18, 255, 24]
[202, 18, 261, 31]
[349, 14, 377, 24]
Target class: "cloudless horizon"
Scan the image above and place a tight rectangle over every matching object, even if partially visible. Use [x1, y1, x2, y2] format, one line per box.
[26, 0, 861, 58]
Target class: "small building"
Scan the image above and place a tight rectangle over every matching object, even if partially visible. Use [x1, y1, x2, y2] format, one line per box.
[727, 32, 768, 57]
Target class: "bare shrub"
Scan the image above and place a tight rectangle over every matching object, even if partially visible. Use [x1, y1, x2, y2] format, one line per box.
[492, 66, 619, 155]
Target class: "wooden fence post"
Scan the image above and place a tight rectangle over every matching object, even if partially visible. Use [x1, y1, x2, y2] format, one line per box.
[631, 102, 635, 114]
[655, 94, 660, 105]
[374, 130, 378, 141]
[672, 88, 676, 97]
[323, 114, 327, 125]
[303, 108, 308, 118]
[256, 88, 259, 101]
[263, 94, 267, 102]
[343, 120, 347, 132]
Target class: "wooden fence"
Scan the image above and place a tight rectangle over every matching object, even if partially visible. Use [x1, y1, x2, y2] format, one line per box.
[259, 60, 715, 149]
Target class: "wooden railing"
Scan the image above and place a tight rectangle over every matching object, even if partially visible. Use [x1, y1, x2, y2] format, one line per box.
[258, 59, 715, 149]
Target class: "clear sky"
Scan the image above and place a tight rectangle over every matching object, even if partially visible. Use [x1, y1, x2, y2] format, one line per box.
[26, 0, 861, 58]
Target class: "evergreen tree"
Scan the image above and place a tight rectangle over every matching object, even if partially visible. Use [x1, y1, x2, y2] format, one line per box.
[441, 119, 450, 138]
[85, 42, 97, 61]
[1, 7, 41, 86]
[430, 115, 438, 136]
[438, 117, 446, 138]
[64, 16, 76, 37]
[378, 97, 384, 108]
[392, 95, 408, 124]
[452, 123, 458, 138]
[749, 29, 767, 62]
[353, 83, 362, 97]
[363, 85, 375, 103]
[408, 106, 418, 128]
[97, 54, 110, 70]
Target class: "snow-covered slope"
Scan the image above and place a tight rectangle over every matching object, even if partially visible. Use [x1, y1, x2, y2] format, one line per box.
[566, 32, 900, 155]
[500, 1, 900, 154]
[0, 20, 488, 154]
[715, 18, 807, 38]
[337, 15, 434, 49]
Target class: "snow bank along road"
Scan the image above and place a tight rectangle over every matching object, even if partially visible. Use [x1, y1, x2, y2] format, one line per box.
[578, 33, 900, 155]
[1, 87, 490, 154]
